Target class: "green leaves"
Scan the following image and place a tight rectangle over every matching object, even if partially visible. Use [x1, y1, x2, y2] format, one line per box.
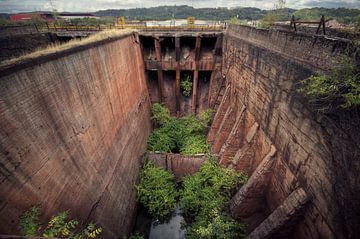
[20, 205, 41, 236]
[147, 104, 213, 154]
[179, 158, 247, 238]
[180, 74, 193, 97]
[187, 210, 246, 239]
[136, 161, 177, 217]
[19, 207, 102, 239]
[299, 56, 360, 111]
[151, 103, 171, 126]
[42, 211, 77, 238]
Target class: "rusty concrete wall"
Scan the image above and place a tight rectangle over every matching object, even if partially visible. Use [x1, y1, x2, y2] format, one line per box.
[212, 25, 359, 238]
[146, 152, 208, 180]
[0, 33, 152, 238]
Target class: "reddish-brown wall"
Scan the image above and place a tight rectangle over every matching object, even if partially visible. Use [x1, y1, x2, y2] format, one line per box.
[0, 33, 152, 238]
[146, 152, 208, 181]
[211, 25, 359, 238]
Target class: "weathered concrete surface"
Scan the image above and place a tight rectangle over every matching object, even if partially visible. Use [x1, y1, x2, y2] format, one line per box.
[248, 187, 310, 239]
[146, 152, 208, 180]
[0, 33, 60, 63]
[0, 33, 152, 238]
[230, 145, 276, 218]
[213, 25, 359, 238]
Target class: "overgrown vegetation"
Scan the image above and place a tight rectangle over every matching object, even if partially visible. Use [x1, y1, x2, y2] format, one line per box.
[180, 74, 193, 97]
[147, 103, 214, 155]
[129, 233, 144, 239]
[19, 206, 102, 238]
[259, 0, 287, 28]
[299, 56, 360, 111]
[136, 161, 177, 217]
[179, 158, 248, 238]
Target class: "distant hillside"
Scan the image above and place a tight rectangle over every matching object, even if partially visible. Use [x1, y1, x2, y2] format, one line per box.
[293, 8, 360, 24]
[95, 5, 268, 20]
[95, 5, 360, 23]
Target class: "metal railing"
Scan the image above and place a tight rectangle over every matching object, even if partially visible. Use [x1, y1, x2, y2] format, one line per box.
[39, 24, 225, 32]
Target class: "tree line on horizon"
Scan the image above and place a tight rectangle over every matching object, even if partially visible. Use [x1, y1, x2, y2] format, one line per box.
[94, 5, 360, 23]
[0, 5, 359, 26]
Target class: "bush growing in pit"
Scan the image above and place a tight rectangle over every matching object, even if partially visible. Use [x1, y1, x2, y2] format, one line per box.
[19, 206, 102, 239]
[147, 104, 214, 155]
[179, 157, 248, 238]
[136, 161, 178, 217]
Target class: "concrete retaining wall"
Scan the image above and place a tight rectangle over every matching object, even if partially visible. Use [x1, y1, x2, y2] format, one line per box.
[213, 25, 359, 238]
[0, 32, 152, 238]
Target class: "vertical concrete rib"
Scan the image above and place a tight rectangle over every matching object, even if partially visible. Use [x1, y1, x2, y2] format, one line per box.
[192, 36, 201, 113]
[248, 188, 310, 239]
[154, 37, 164, 102]
[175, 37, 181, 114]
[208, 35, 223, 107]
[207, 85, 231, 143]
[230, 145, 277, 218]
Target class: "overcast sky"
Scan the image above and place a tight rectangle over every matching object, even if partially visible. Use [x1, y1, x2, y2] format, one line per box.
[0, 0, 359, 13]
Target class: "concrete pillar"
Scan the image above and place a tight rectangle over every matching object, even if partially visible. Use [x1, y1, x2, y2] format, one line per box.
[219, 105, 246, 165]
[230, 145, 277, 218]
[210, 103, 236, 154]
[175, 37, 181, 114]
[208, 35, 223, 107]
[154, 37, 164, 102]
[248, 188, 310, 239]
[192, 36, 201, 114]
[207, 85, 231, 144]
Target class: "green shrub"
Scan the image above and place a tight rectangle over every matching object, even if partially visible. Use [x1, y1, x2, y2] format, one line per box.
[299, 56, 360, 111]
[147, 104, 214, 154]
[19, 207, 102, 238]
[151, 103, 171, 126]
[180, 74, 193, 97]
[180, 135, 209, 155]
[129, 233, 144, 239]
[136, 161, 177, 217]
[186, 210, 246, 239]
[200, 109, 216, 127]
[179, 158, 247, 238]
[20, 205, 41, 236]
[147, 127, 176, 153]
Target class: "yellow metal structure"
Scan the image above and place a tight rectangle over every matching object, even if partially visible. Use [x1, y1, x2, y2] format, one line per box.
[187, 17, 195, 25]
[117, 16, 125, 26]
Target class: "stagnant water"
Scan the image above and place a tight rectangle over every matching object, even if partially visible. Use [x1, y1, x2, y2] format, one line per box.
[150, 204, 186, 239]
[133, 204, 186, 239]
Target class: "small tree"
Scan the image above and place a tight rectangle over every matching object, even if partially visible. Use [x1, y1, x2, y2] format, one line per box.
[19, 206, 102, 239]
[259, 0, 287, 28]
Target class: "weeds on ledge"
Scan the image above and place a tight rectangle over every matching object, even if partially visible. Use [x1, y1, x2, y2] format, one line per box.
[298, 56, 360, 112]
[147, 103, 214, 155]
[19, 206, 102, 238]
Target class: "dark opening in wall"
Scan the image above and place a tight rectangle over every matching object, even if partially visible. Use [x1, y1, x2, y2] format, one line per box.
[140, 36, 156, 60]
[200, 37, 217, 60]
[180, 70, 193, 115]
[160, 37, 175, 61]
[163, 70, 177, 114]
[180, 37, 196, 62]
[146, 70, 159, 103]
[197, 71, 212, 113]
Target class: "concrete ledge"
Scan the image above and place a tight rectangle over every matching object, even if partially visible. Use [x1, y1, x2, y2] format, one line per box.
[145, 152, 211, 180]
[0, 30, 136, 77]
